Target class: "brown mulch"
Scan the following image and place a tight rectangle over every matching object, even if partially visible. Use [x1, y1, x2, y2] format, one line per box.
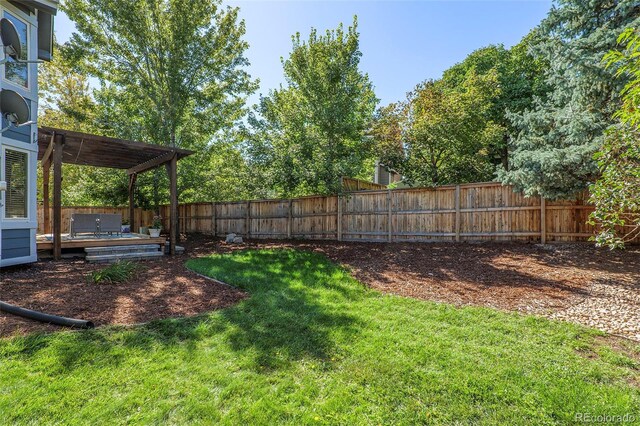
[0, 245, 246, 336]
[211, 238, 638, 314]
[1, 234, 639, 338]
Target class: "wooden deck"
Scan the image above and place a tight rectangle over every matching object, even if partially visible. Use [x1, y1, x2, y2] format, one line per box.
[37, 233, 166, 250]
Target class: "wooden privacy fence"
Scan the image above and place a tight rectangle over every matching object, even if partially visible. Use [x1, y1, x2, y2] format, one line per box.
[40, 182, 622, 243]
[341, 177, 386, 191]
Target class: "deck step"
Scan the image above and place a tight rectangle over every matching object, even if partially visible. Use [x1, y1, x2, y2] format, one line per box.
[85, 244, 161, 254]
[85, 244, 163, 263]
[163, 242, 185, 255]
[86, 250, 164, 264]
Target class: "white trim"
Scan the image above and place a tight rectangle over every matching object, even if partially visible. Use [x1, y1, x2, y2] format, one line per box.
[1, 254, 37, 267]
[0, 2, 40, 107]
[1, 145, 33, 221]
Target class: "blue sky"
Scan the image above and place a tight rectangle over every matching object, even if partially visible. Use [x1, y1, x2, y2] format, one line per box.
[54, 0, 552, 107]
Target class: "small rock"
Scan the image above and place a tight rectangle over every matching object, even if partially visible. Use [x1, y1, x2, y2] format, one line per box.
[233, 236, 244, 244]
[225, 233, 237, 243]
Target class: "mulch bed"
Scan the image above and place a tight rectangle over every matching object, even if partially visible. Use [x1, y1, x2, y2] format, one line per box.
[0, 246, 246, 336]
[2, 234, 639, 339]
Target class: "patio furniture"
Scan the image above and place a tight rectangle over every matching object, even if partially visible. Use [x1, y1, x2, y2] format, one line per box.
[70, 214, 100, 238]
[98, 214, 122, 236]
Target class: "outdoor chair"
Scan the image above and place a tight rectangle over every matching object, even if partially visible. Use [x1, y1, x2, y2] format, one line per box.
[70, 214, 100, 238]
[98, 214, 122, 236]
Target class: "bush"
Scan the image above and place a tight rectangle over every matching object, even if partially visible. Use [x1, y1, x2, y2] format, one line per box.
[88, 261, 140, 284]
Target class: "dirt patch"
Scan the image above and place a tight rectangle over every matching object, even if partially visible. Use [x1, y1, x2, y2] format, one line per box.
[2, 235, 639, 340]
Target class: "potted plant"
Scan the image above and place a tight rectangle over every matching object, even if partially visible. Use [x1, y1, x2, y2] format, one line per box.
[121, 218, 131, 234]
[148, 215, 162, 237]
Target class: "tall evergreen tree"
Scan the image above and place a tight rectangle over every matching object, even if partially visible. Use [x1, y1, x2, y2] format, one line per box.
[498, 0, 640, 199]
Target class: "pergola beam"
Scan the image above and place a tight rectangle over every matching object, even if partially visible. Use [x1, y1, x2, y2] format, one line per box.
[41, 134, 54, 169]
[39, 127, 192, 260]
[126, 151, 177, 175]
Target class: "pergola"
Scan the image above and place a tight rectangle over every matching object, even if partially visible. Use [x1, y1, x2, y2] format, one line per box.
[37, 127, 193, 260]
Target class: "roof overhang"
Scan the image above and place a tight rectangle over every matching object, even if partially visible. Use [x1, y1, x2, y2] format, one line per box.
[12, 0, 58, 15]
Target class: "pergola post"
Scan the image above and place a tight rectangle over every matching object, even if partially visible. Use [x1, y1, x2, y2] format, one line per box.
[37, 127, 193, 259]
[52, 133, 64, 260]
[41, 135, 54, 235]
[42, 161, 51, 235]
[129, 173, 137, 233]
[168, 154, 178, 255]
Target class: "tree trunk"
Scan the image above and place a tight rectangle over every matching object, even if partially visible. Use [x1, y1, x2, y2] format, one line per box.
[501, 133, 510, 171]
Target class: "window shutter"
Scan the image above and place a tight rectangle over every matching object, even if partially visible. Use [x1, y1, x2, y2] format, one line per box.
[4, 149, 28, 218]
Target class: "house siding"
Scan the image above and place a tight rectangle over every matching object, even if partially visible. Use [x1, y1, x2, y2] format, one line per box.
[1, 228, 31, 259]
[0, 0, 44, 267]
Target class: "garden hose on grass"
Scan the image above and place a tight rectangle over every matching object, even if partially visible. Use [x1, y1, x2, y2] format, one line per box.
[0, 301, 95, 329]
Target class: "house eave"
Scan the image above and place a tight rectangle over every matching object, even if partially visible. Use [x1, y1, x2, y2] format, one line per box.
[12, 0, 58, 15]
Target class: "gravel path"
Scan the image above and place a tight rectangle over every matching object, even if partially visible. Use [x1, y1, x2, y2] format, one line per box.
[551, 277, 640, 341]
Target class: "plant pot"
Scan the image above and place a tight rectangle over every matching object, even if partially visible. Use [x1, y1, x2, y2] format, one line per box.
[148, 228, 161, 238]
[139, 226, 149, 235]
[121, 224, 131, 233]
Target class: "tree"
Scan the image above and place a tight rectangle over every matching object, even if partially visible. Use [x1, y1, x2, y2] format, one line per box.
[373, 70, 500, 187]
[247, 18, 377, 197]
[498, 0, 640, 199]
[64, 0, 257, 208]
[39, 43, 100, 133]
[441, 32, 549, 170]
[38, 43, 126, 207]
[589, 28, 640, 248]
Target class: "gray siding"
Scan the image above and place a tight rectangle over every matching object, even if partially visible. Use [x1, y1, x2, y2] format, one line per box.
[1, 228, 31, 259]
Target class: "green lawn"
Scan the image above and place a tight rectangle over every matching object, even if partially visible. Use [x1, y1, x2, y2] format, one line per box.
[1, 249, 638, 425]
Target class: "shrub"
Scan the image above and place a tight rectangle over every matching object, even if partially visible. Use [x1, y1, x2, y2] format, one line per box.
[88, 261, 140, 284]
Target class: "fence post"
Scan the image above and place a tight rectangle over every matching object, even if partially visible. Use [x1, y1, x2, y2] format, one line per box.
[337, 195, 343, 241]
[387, 189, 393, 242]
[246, 201, 251, 238]
[455, 185, 461, 242]
[540, 197, 546, 244]
[287, 199, 293, 239]
[211, 202, 216, 237]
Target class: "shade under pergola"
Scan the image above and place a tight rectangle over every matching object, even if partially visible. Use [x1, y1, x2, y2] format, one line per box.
[37, 127, 194, 259]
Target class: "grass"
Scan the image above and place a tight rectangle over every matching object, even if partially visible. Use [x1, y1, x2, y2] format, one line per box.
[1, 249, 639, 425]
[87, 260, 140, 284]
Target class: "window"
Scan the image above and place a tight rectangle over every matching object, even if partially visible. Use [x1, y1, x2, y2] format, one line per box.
[4, 149, 28, 218]
[3, 12, 28, 88]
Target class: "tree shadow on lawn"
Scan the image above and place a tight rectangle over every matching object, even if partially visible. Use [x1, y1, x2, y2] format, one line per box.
[1, 250, 364, 374]
[192, 249, 366, 368]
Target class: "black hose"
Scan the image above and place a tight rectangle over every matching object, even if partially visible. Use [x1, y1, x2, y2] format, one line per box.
[0, 301, 95, 329]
